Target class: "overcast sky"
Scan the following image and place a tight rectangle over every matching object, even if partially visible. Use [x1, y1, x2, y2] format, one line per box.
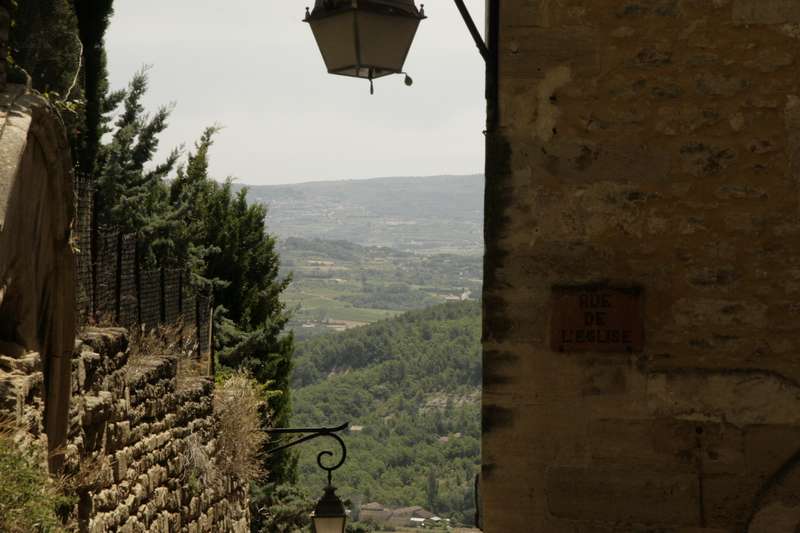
[105, 1, 486, 186]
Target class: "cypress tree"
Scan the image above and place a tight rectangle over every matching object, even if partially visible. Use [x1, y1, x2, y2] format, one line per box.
[71, 0, 114, 176]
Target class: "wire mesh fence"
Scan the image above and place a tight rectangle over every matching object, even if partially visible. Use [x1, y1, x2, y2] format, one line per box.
[73, 174, 94, 327]
[73, 177, 213, 363]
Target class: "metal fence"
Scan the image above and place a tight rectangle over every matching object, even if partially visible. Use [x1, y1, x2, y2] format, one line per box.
[73, 177, 213, 361]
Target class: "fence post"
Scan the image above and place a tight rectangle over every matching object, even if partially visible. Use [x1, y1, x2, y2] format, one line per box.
[115, 232, 123, 323]
[159, 267, 166, 324]
[134, 243, 142, 326]
[178, 270, 183, 316]
[209, 302, 215, 376]
[195, 293, 200, 346]
[91, 221, 98, 323]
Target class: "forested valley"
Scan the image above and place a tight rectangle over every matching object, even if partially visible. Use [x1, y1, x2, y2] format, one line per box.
[289, 302, 482, 529]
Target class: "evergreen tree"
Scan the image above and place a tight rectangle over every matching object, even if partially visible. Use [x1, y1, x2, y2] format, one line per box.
[167, 132, 294, 442]
[168, 130, 297, 532]
[94, 69, 179, 264]
[251, 483, 312, 533]
[71, 0, 115, 176]
[9, 0, 82, 94]
[9, 0, 116, 177]
[426, 469, 438, 513]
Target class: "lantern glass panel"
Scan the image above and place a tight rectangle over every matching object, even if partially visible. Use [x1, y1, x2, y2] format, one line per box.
[312, 516, 346, 533]
[357, 11, 420, 74]
[309, 12, 357, 74]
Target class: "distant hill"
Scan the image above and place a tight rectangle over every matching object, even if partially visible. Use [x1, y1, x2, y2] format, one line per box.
[236, 174, 484, 255]
[291, 302, 481, 527]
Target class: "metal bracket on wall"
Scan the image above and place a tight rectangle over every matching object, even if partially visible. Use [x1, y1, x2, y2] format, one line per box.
[266, 422, 349, 485]
[453, 0, 488, 62]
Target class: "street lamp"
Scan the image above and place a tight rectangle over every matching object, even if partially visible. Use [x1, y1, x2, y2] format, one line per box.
[266, 422, 350, 532]
[304, 0, 491, 94]
[311, 484, 347, 533]
[304, 0, 426, 93]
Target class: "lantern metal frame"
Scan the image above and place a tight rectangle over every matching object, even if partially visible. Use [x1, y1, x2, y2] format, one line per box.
[304, 0, 426, 90]
[303, 0, 492, 94]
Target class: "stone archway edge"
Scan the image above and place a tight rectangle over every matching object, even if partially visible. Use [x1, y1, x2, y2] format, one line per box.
[0, 84, 76, 472]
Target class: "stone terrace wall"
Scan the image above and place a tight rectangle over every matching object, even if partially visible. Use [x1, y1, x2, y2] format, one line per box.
[68, 328, 248, 533]
[2, 328, 249, 532]
[482, 1, 800, 532]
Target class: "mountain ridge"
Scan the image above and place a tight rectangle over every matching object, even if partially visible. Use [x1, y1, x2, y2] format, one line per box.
[234, 174, 485, 254]
[235, 173, 483, 189]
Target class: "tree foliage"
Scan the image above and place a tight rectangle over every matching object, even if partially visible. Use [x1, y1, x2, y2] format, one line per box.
[292, 302, 481, 526]
[92, 70, 295, 530]
[9, 0, 81, 94]
[94, 69, 177, 264]
[71, 0, 115, 176]
[9, 0, 115, 176]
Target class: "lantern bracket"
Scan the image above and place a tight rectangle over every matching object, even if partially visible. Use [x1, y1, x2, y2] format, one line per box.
[453, 0, 488, 62]
[266, 422, 349, 485]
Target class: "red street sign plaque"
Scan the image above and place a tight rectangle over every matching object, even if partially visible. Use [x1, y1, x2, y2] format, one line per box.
[550, 286, 644, 353]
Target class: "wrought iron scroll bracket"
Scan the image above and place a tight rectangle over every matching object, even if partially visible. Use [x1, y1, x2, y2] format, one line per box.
[266, 422, 349, 485]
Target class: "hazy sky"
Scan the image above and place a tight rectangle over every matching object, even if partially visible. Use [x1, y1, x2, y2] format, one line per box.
[105, 1, 486, 185]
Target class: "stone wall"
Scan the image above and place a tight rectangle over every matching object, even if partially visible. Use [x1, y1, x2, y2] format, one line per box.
[3, 328, 250, 532]
[482, 1, 800, 532]
[67, 328, 249, 533]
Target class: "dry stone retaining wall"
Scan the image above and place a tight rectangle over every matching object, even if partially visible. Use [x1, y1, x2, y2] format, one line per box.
[2, 328, 251, 532]
[66, 328, 249, 533]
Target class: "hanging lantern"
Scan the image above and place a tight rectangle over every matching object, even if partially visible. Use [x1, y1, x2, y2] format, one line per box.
[311, 484, 347, 533]
[304, 0, 426, 92]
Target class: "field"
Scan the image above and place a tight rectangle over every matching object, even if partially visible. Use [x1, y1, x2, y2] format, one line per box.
[279, 237, 482, 339]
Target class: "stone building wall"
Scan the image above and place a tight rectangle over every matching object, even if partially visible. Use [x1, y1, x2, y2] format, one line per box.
[482, 1, 800, 532]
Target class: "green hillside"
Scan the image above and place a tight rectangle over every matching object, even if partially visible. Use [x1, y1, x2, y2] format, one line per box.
[290, 301, 481, 527]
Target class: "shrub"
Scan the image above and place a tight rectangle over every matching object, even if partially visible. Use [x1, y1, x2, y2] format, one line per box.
[215, 371, 266, 484]
[0, 431, 69, 532]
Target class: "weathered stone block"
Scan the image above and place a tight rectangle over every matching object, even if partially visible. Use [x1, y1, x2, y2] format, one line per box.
[545, 466, 701, 524]
[733, 0, 800, 24]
